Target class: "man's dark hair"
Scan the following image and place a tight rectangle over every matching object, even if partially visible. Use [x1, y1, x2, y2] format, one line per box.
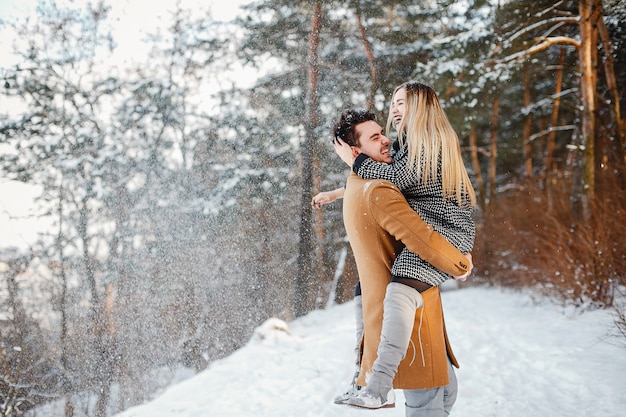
[332, 109, 376, 147]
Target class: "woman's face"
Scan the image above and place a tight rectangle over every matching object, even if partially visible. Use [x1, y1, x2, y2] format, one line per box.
[390, 87, 406, 130]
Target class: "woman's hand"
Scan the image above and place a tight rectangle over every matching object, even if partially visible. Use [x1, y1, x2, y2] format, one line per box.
[333, 137, 356, 167]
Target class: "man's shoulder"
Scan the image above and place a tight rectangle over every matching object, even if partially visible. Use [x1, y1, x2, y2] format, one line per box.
[362, 179, 400, 195]
[345, 175, 401, 199]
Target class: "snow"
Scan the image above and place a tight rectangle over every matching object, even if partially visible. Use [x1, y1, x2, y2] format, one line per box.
[114, 286, 626, 417]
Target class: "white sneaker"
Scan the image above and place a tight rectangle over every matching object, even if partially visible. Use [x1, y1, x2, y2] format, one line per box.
[347, 386, 395, 409]
[333, 383, 362, 404]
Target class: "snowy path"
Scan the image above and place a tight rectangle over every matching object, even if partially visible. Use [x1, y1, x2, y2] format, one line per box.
[115, 287, 626, 417]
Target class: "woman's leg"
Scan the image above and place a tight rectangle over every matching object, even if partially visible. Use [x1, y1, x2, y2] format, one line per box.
[348, 282, 423, 409]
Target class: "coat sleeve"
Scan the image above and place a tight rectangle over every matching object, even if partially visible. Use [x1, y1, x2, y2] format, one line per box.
[368, 181, 469, 277]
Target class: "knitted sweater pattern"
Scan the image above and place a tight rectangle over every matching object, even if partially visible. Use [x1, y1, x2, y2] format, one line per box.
[354, 145, 475, 286]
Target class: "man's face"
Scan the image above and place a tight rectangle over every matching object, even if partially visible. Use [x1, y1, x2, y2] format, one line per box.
[353, 120, 392, 163]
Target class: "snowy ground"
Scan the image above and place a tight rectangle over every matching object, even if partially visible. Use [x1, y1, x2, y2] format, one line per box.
[114, 286, 626, 417]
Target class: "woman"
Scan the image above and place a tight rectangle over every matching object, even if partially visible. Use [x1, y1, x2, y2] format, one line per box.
[331, 82, 476, 410]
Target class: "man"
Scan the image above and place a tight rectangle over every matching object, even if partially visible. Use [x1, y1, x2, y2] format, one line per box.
[332, 109, 469, 416]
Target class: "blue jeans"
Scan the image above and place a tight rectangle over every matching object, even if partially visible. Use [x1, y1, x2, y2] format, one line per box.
[403, 360, 458, 417]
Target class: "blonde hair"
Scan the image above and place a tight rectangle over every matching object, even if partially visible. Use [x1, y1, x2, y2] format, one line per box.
[386, 82, 476, 206]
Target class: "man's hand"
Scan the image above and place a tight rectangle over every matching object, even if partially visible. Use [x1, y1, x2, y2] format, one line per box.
[333, 137, 356, 167]
[311, 188, 345, 208]
[453, 253, 473, 281]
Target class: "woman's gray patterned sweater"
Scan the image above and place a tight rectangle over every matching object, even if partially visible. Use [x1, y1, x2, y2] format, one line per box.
[353, 144, 475, 286]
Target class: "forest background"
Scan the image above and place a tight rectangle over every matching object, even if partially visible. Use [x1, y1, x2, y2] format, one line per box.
[1, 0, 625, 416]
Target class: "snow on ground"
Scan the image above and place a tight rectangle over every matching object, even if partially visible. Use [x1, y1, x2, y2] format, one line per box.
[115, 286, 626, 417]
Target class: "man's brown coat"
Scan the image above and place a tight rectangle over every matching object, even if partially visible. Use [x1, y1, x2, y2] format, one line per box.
[342, 174, 465, 389]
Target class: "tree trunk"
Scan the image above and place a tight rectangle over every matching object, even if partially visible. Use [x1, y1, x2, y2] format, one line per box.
[469, 123, 485, 211]
[94, 283, 116, 417]
[544, 47, 566, 187]
[522, 63, 533, 178]
[312, 155, 329, 299]
[78, 187, 113, 417]
[575, 0, 599, 221]
[3, 256, 31, 416]
[597, 8, 626, 176]
[295, 1, 322, 317]
[56, 191, 74, 417]
[355, 1, 378, 110]
[488, 97, 500, 207]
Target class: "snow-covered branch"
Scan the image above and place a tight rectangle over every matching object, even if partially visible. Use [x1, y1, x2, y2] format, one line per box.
[500, 36, 580, 63]
[525, 125, 577, 144]
[507, 16, 578, 45]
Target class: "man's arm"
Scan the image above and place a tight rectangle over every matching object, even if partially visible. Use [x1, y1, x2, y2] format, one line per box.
[311, 187, 345, 208]
[368, 181, 471, 277]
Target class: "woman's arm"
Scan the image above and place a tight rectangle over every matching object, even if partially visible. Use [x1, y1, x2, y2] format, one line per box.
[333, 137, 414, 192]
[353, 147, 414, 192]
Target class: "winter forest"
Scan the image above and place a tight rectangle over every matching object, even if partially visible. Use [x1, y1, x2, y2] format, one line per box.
[0, 0, 625, 416]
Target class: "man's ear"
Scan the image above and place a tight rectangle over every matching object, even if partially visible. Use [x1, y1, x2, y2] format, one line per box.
[350, 146, 361, 157]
